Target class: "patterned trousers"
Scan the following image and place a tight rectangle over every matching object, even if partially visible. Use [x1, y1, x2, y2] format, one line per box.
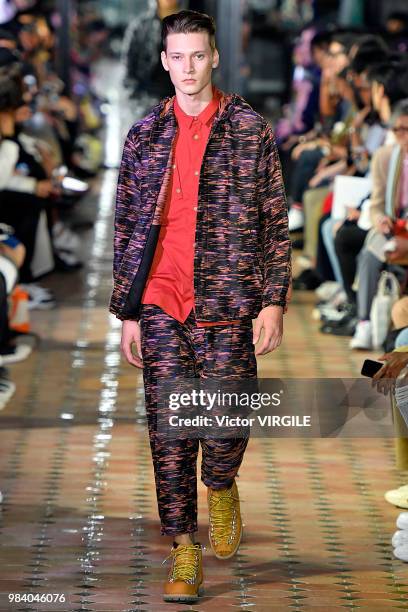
[139, 304, 257, 536]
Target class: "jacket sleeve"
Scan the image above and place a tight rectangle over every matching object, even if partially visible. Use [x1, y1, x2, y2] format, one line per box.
[257, 121, 292, 313]
[369, 146, 388, 228]
[112, 125, 142, 291]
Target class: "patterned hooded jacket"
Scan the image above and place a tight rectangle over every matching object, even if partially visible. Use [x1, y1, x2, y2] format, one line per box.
[110, 89, 292, 322]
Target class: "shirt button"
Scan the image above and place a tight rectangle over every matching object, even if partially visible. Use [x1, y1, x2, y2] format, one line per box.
[193, 206, 197, 211]
[194, 170, 199, 176]
[172, 164, 176, 169]
[176, 188, 181, 193]
[193, 134, 199, 140]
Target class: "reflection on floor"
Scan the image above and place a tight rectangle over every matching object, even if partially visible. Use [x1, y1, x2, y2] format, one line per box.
[1, 66, 408, 611]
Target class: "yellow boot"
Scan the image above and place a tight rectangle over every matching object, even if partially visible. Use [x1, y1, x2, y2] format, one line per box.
[208, 479, 243, 559]
[163, 542, 203, 603]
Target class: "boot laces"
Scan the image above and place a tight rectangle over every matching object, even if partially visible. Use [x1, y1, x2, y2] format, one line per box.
[209, 490, 240, 543]
[163, 543, 200, 584]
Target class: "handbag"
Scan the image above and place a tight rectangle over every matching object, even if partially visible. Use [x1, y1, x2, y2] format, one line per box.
[370, 271, 400, 350]
[31, 210, 54, 279]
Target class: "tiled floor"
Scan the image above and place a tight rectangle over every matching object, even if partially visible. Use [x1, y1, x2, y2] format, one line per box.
[1, 66, 408, 611]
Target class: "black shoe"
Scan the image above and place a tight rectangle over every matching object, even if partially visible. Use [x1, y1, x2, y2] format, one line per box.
[291, 238, 304, 249]
[293, 269, 322, 290]
[54, 253, 83, 272]
[320, 302, 357, 324]
[320, 317, 357, 336]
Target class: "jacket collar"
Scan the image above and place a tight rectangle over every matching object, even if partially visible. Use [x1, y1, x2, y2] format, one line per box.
[153, 87, 238, 126]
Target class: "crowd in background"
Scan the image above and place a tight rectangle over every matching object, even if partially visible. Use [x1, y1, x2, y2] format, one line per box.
[278, 12, 408, 355]
[0, 0, 108, 406]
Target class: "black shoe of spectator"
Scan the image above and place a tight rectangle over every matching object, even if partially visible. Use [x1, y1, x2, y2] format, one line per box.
[292, 269, 322, 291]
[320, 317, 357, 336]
[70, 220, 94, 231]
[320, 302, 357, 324]
[54, 252, 83, 272]
[291, 238, 304, 249]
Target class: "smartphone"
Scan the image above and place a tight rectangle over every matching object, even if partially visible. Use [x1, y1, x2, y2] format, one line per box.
[361, 359, 383, 378]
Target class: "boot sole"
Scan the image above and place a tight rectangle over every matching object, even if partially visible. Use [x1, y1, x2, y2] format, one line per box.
[163, 585, 204, 602]
[209, 524, 243, 560]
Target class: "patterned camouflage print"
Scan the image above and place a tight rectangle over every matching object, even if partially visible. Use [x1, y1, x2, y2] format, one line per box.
[140, 303, 256, 536]
[110, 89, 291, 323]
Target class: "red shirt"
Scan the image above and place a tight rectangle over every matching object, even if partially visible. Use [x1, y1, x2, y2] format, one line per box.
[142, 89, 239, 327]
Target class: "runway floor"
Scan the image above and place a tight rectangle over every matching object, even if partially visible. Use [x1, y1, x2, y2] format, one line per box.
[1, 68, 408, 611]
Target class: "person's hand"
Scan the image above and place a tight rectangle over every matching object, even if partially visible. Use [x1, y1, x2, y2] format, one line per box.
[253, 305, 283, 356]
[375, 214, 393, 235]
[35, 179, 53, 198]
[372, 351, 408, 395]
[292, 141, 318, 161]
[346, 207, 360, 222]
[386, 236, 408, 262]
[121, 319, 143, 368]
[308, 172, 324, 189]
[351, 106, 371, 130]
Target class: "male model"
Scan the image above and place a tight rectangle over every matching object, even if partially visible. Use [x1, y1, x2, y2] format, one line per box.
[110, 10, 291, 603]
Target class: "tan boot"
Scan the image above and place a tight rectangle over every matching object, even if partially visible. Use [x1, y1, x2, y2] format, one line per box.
[163, 542, 203, 603]
[208, 479, 243, 560]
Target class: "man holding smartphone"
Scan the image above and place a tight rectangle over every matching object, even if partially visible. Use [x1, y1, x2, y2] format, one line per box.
[110, 10, 291, 603]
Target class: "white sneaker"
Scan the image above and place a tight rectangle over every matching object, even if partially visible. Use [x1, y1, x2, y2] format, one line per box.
[315, 282, 342, 303]
[393, 545, 408, 562]
[396, 512, 408, 530]
[0, 344, 32, 365]
[20, 283, 53, 299]
[392, 530, 408, 548]
[288, 206, 304, 232]
[349, 320, 372, 350]
[20, 283, 56, 310]
[315, 305, 348, 321]
[0, 378, 16, 410]
[52, 221, 81, 253]
[295, 255, 313, 270]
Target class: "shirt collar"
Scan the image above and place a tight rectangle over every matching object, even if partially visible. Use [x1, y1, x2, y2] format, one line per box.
[174, 87, 222, 129]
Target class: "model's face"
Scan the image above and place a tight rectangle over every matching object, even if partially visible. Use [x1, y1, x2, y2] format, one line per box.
[161, 32, 218, 96]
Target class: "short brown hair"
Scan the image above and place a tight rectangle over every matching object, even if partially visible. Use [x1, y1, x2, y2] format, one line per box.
[161, 10, 216, 52]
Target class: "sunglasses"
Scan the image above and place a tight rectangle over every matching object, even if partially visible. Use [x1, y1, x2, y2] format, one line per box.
[392, 126, 408, 134]
[327, 50, 346, 58]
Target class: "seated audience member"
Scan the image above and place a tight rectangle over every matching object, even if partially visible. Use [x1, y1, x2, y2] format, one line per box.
[0, 51, 84, 305]
[309, 60, 408, 336]
[287, 32, 354, 232]
[368, 57, 408, 134]
[287, 31, 386, 233]
[350, 100, 408, 349]
[276, 27, 323, 145]
[0, 56, 57, 288]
